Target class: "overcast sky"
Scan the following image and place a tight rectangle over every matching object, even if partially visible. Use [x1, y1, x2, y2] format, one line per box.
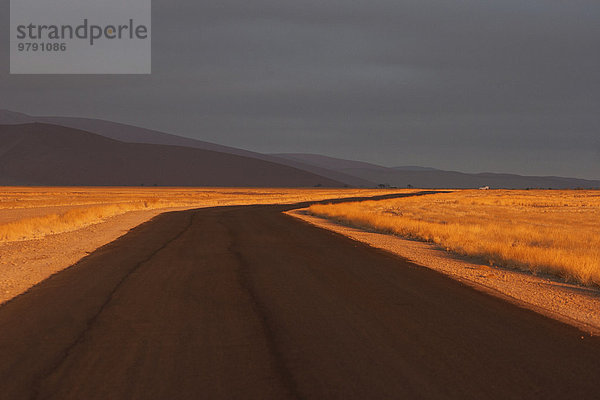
[1, 0, 599, 179]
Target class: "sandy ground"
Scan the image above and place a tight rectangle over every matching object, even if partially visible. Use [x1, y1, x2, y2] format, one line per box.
[288, 209, 600, 334]
[0, 207, 190, 304]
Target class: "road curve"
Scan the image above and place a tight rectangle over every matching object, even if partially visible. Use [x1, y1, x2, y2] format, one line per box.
[0, 196, 599, 399]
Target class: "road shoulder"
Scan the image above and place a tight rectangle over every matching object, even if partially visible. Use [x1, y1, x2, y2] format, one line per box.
[287, 208, 600, 335]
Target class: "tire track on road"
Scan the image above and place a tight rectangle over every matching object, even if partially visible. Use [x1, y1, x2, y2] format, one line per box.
[29, 212, 197, 400]
[224, 218, 304, 400]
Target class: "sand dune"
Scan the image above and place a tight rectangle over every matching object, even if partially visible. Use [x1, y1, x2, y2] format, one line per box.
[37, 116, 374, 187]
[0, 123, 342, 187]
[0, 111, 371, 187]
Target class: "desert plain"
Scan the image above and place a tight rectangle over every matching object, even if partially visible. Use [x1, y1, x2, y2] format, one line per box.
[1, 187, 599, 399]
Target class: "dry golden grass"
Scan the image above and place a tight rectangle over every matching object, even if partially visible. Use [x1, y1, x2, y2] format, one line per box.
[310, 190, 600, 286]
[0, 187, 409, 243]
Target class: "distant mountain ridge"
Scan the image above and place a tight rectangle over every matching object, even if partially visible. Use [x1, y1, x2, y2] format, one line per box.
[392, 166, 440, 172]
[0, 110, 371, 187]
[273, 153, 600, 189]
[0, 123, 343, 187]
[1, 110, 598, 189]
[0, 110, 36, 125]
[270, 153, 389, 172]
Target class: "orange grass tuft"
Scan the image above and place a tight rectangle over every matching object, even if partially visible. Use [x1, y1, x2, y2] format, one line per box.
[0, 201, 155, 242]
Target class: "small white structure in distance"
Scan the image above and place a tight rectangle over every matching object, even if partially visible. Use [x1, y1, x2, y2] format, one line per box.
[479, 186, 490, 190]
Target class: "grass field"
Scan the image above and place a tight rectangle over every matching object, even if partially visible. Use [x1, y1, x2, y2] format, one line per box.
[309, 190, 600, 286]
[0, 187, 409, 243]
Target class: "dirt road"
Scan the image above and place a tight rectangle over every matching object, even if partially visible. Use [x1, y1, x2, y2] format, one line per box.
[1, 197, 599, 399]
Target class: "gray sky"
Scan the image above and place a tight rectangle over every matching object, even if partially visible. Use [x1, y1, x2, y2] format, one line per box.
[1, 0, 599, 179]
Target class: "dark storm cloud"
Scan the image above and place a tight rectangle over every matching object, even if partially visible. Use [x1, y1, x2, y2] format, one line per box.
[1, 0, 599, 178]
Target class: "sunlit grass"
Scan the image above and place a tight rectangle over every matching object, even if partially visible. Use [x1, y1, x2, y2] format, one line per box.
[0, 187, 411, 242]
[309, 190, 600, 286]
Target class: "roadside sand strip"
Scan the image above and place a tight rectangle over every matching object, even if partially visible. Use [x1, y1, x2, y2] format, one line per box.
[287, 208, 600, 335]
[0, 208, 190, 305]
